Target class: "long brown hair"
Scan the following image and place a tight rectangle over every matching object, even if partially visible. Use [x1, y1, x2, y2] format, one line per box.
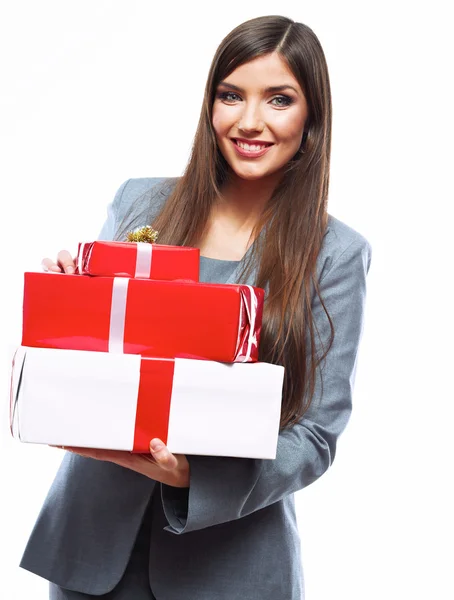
[131, 16, 334, 429]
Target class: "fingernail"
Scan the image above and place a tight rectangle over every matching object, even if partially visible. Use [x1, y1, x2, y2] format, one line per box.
[150, 440, 164, 453]
[65, 266, 75, 274]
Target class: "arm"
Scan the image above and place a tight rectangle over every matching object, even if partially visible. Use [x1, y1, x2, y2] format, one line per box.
[161, 236, 372, 533]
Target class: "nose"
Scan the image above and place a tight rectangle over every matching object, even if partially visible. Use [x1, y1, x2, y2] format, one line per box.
[237, 101, 264, 133]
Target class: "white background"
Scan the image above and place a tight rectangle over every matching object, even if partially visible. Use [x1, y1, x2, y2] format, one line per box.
[1, 1, 453, 598]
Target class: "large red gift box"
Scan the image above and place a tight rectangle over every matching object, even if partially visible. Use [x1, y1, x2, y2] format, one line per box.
[10, 347, 284, 458]
[76, 241, 200, 281]
[22, 273, 264, 362]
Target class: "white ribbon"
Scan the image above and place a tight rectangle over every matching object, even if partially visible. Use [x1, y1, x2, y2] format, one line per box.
[135, 242, 153, 278]
[108, 278, 129, 353]
[77, 242, 90, 274]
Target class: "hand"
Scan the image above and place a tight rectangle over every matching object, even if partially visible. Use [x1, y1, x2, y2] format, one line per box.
[41, 249, 76, 274]
[59, 439, 190, 488]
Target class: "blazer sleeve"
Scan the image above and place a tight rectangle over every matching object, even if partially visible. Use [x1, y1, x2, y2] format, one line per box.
[161, 235, 372, 534]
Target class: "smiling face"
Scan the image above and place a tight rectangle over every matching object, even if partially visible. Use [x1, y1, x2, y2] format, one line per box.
[212, 52, 309, 184]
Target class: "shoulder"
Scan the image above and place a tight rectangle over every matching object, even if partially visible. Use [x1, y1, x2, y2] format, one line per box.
[317, 214, 373, 281]
[97, 176, 179, 242]
[111, 177, 179, 224]
[325, 213, 371, 253]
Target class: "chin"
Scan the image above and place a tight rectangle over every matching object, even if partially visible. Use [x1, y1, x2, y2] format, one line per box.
[227, 162, 269, 180]
[236, 171, 270, 181]
[225, 158, 289, 184]
[231, 165, 282, 182]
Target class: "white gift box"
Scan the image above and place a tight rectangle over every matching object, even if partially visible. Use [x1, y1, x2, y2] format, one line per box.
[10, 347, 284, 459]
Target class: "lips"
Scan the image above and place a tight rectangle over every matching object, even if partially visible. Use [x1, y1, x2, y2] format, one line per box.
[231, 138, 274, 158]
[233, 138, 273, 150]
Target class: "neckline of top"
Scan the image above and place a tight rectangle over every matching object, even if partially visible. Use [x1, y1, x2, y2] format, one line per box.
[200, 255, 241, 264]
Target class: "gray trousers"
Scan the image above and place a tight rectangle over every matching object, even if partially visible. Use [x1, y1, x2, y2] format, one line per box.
[49, 501, 156, 600]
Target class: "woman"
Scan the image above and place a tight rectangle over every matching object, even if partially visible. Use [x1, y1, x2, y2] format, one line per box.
[24, 15, 372, 600]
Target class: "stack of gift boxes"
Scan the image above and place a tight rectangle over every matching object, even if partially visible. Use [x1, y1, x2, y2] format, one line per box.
[10, 237, 284, 459]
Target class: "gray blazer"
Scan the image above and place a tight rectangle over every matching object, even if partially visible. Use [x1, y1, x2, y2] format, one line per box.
[20, 178, 372, 599]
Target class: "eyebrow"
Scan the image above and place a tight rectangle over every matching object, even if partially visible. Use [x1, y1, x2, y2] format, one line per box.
[218, 81, 300, 94]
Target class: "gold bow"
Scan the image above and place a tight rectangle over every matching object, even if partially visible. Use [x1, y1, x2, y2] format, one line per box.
[126, 225, 159, 244]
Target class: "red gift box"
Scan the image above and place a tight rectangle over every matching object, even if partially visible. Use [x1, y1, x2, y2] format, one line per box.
[10, 347, 284, 458]
[22, 273, 264, 362]
[76, 241, 200, 281]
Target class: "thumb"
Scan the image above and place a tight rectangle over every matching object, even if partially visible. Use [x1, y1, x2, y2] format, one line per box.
[149, 439, 178, 470]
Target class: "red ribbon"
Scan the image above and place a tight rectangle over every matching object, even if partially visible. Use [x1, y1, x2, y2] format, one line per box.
[132, 358, 175, 452]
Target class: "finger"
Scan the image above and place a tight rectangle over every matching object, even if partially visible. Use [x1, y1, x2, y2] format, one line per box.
[41, 257, 63, 273]
[65, 447, 125, 465]
[149, 439, 178, 470]
[56, 249, 76, 274]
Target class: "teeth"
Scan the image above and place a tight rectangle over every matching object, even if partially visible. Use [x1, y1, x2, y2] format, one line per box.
[236, 140, 269, 151]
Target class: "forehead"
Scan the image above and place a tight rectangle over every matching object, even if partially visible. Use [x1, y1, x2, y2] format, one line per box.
[223, 53, 302, 92]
